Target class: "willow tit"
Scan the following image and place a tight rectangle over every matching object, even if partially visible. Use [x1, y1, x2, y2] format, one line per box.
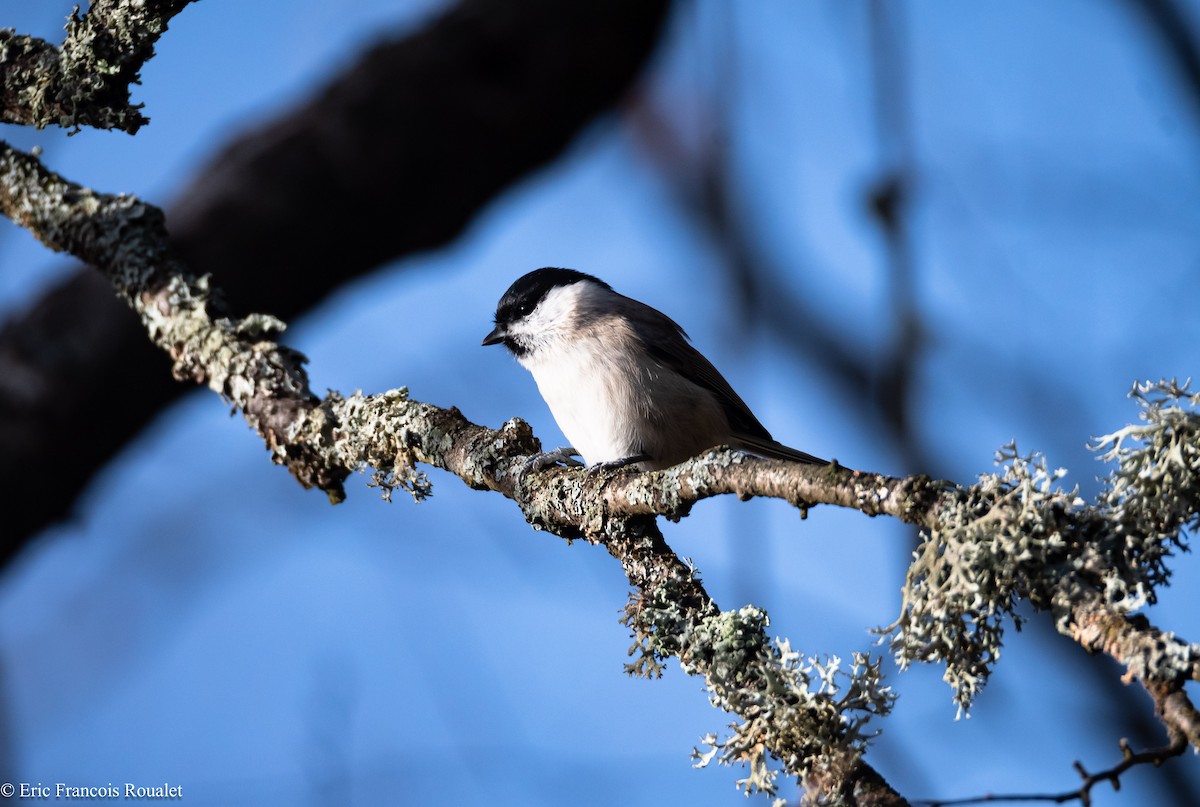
[482, 268, 827, 472]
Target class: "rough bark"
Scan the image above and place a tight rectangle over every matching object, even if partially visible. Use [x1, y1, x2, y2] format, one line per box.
[0, 0, 197, 133]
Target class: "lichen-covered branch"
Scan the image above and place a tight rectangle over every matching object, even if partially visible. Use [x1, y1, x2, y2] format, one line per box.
[3, 143, 1197, 802]
[309, 386, 946, 540]
[878, 385, 1200, 745]
[317, 386, 1200, 748]
[605, 518, 898, 803]
[0, 141, 346, 495]
[0, 0, 196, 133]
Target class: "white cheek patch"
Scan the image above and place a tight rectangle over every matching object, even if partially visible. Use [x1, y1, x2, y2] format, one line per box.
[509, 282, 600, 356]
[526, 284, 584, 330]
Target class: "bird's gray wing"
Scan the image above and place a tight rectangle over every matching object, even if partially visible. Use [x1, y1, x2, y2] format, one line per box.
[624, 296, 827, 466]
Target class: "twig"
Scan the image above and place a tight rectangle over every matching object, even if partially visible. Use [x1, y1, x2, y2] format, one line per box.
[917, 736, 1189, 806]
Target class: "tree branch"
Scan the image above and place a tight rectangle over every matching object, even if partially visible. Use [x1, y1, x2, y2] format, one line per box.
[3, 140, 1197, 801]
[0, 0, 197, 133]
[1123, 0, 1200, 126]
[0, 141, 347, 497]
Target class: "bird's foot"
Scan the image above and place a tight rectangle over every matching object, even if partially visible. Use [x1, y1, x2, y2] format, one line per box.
[586, 453, 650, 475]
[522, 446, 585, 472]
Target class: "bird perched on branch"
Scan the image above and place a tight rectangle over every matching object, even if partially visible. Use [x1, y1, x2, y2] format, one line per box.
[483, 267, 827, 472]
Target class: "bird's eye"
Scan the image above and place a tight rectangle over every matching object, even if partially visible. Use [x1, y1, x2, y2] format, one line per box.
[516, 303, 531, 316]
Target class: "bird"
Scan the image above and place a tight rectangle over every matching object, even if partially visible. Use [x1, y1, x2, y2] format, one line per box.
[481, 267, 828, 473]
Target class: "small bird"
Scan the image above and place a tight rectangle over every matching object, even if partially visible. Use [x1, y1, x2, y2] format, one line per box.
[482, 268, 827, 472]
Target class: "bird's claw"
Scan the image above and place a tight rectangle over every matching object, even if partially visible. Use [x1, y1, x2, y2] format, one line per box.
[586, 453, 649, 475]
[522, 446, 585, 472]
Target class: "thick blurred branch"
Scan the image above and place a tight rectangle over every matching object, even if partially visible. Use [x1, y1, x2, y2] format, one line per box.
[0, 0, 671, 559]
[1125, 0, 1200, 124]
[0, 0, 197, 133]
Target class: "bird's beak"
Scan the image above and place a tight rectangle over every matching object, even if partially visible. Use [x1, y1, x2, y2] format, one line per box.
[481, 325, 506, 347]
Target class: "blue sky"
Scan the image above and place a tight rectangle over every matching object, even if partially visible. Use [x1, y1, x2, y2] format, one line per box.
[1, 2, 1198, 805]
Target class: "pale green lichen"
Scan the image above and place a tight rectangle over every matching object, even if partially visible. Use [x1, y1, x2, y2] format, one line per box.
[1091, 379, 1200, 592]
[625, 567, 893, 797]
[324, 389, 434, 502]
[2, 1, 196, 133]
[882, 379, 1200, 713]
[654, 448, 748, 521]
[1, 140, 347, 497]
[694, 619, 892, 797]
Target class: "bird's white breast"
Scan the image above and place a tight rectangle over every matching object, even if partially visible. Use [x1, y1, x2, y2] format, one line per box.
[519, 330, 646, 466]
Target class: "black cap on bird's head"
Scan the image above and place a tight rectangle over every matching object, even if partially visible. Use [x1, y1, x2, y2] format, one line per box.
[481, 267, 610, 350]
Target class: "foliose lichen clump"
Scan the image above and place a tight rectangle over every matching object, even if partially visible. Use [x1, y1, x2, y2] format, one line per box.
[326, 388, 434, 502]
[627, 572, 894, 797]
[1092, 379, 1200, 595]
[882, 379, 1200, 713]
